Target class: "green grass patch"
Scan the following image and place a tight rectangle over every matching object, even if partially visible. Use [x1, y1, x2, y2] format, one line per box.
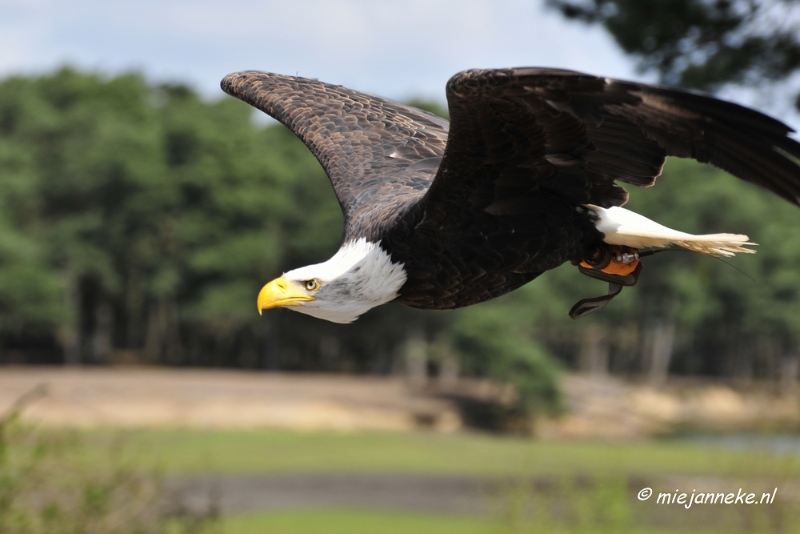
[221, 509, 494, 534]
[218, 507, 737, 534]
[0, 411, 218, 534]
[7, 422, 799, 534]
[91, 429, 800, 478]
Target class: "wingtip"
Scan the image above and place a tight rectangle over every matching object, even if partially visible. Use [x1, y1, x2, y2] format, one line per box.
[220, 71, 270, 96]
[220, 72, 243, 96]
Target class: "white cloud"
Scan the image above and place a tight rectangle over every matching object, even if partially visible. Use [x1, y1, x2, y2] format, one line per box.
[0, 0, 638, 101]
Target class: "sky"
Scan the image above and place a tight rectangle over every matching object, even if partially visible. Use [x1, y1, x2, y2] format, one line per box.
[0, 0, 639, 102]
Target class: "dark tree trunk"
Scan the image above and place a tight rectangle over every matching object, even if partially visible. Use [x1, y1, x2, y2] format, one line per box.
[405, 326, 427, 390]
[124, 267, 146, 349]
[580, 323, 608, 375]
[59, 272, 81, 366]
[90, 299, 113, 364]
[646, 320, 675, 387]
[780, 355, 799, 396]
[144, 300, 165, 363]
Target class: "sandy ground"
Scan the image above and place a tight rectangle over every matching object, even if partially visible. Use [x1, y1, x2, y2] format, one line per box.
[0, 367, 462, 432]
[1, 366, 798, 437]
[543, 374, 800, 438]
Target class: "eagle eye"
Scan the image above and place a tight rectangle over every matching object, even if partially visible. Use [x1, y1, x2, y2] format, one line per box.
[305, 279, 320, 291]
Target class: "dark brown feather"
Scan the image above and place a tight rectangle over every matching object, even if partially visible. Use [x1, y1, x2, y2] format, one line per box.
[221, 68, 800, 311]
[220, 71, 449, 240]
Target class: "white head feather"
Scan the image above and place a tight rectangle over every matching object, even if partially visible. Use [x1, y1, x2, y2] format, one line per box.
[282, 238, 407, 323]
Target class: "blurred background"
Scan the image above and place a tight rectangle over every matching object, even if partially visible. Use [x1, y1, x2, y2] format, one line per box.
[2, 0, 800, 532]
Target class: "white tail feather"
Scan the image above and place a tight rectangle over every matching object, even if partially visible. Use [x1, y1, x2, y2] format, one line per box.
[586, 205, 756, 258]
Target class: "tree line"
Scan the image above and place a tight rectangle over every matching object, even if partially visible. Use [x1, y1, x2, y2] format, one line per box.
[0, 68, 799, 412]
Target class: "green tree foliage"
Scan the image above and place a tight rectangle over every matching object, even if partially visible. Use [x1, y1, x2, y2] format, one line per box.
[546, 0, 800, 106]
[0, 69, 292, 365]
[448, 304, 563, 418]
[625, 159, 800, 377]
[1, 68, 800, 412]
[0, 68, 442, 375]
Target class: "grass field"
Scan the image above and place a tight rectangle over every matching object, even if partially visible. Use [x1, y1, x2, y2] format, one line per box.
[217, 508, 727, 534]
[220, 509, 494, 534]
[126, 429, 800, 533]
[106, 428, 800, 478]
[9, 426, 800, 534]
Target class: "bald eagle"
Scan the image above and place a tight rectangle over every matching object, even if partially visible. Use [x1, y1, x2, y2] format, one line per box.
[221, 68, 800, 324]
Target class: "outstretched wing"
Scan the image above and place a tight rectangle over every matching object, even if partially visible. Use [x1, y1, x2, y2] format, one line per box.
[221, 71, 449, 239]
[421, 68, 800, 228]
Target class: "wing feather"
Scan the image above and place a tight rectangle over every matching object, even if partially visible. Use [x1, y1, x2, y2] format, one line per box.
[221, 71, 449, 238]
[221, 68, 800, 283]
[422, 68, 800, 222]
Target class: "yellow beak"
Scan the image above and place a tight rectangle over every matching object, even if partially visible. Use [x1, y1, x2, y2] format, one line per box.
[257, 276, 315, 315]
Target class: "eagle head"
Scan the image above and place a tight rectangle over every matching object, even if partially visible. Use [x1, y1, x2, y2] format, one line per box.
[256, 238, 407, 324]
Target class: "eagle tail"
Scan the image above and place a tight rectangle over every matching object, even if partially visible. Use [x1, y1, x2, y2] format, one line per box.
[587, 205, 756, 258]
